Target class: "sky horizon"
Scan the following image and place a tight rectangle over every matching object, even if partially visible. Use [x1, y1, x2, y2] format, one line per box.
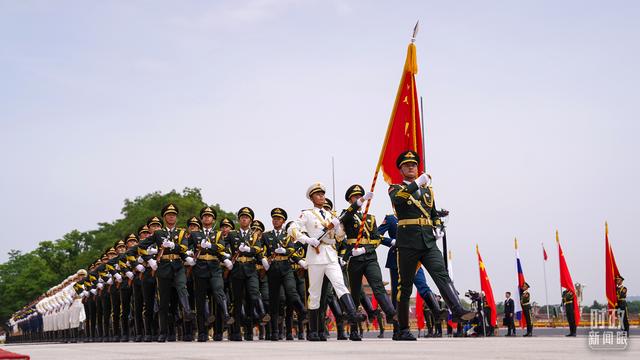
[2, 0, 638, 306]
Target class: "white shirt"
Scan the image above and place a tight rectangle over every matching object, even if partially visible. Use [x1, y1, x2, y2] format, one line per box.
[288, 207, 345, 265]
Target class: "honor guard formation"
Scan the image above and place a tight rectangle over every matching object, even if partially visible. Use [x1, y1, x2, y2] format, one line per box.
[5, 151, 632, 343]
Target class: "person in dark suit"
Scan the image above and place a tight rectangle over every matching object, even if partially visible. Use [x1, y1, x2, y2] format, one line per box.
[503, 292, 515, 336]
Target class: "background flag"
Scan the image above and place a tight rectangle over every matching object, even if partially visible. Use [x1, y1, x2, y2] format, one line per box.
[415, 293, 425, 330]
[514, 238, 526, 328]
[476, 245, 497, 327]
[543, 244, 548, 261]
[605, 222, 621, 310]
[378, 42, 424, 184]
[556, 230, 580, 327]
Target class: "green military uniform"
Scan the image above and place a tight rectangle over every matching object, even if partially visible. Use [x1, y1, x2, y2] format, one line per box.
[520, 283, 533, 336]
[139, 204, 194, 342]
[388, 150, 473, 341]
[139, 217, 161, 342]
[289, 239, 308, 340]
[96, 252, 114, 342]
[616, 275, 629, 333]
[252, 219, 271, 340]
[123, 228, 146, 342]
[190, 207, 234, 342]
[105, 240, 127, 342]
[341, 184, 397, 340]
[262, 208, 307, 341]
[562, 289, 577, 336]
[225, 207, 270, 341]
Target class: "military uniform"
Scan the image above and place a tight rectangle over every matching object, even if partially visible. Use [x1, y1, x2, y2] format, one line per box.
[191, 207, 234, 342]
[562, 289, 577, 336]
[289, 239, 309, 340]
[225, 207, 270, 341]
[616, 276, 629, 333]
[520, 283, 533, 336]
[288, 182, 364, 341]
[388, 151, 473, 341]
[341, 184, 397, 341]
[262, 208, 307, 341]
[106, 240, 127, 342]
[123, 228, 147, 342]
[96, 252, 114, 341]
[139, 217, 162, 342]
[139, 204, 194, 342]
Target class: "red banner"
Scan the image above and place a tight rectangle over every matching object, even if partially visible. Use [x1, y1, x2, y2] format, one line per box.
[557, 231, 580, 327]
[476, 245, 497, 327]
[605, 222, 621, 310]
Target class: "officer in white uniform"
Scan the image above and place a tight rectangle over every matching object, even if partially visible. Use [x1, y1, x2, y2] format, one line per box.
[288, 182, 364, 341]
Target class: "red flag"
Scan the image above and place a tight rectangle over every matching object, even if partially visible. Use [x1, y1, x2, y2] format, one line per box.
[378, 42, 424, 184]
[371, 295, 379, 330]
[605, 222, 621, 310]
[476, 245, 497, 327]
[415, 294, 425, 330]
[557, 231, 580, 327]
[542, 244, 548, 261]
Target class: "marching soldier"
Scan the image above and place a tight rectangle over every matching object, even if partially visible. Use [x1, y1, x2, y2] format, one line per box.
[215, 217, 235, 341]
[288, 221, 309, 340]
[139, 217, 162, 342]
[388, 151, 474, 340]
[106, 239, 127, 342]
[85, 263, 100, 342]
[520, 282, 533, 337]
[123, 228, 146, 342]
[253, 219, 271, 340]
[139, 203, 195, 342]
[191, 207, 234, 342]
[263, 208, 308, 341]
[288, 182, 364, 341]
[96, 250, 116, 341]
[225, 207, 270, 341]
[616, 275, 629, 334]
[341, 184, 397, 341]
[562, 287, 577, 337]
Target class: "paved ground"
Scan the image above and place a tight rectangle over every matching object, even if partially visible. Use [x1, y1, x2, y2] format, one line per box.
[2, 333, 638, 360]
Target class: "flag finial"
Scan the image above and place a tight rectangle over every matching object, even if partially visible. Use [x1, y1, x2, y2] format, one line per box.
[514, 237, 518, 250]
[411, 21, 419, 43]
[555, 230, 559, 243]
[605, 221, 608, 235]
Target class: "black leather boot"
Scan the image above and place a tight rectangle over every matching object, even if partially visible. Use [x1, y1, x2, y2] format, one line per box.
[395, 301, 416, 341]
[339, 294, 366, 323]
[440, 282, 475, 322]
[348, 322, 362, 341]
[307, 309, 320, 341]
[378, 295, 398, 322]
[179, 294, 194, 322]
[336, 322, 348, 340]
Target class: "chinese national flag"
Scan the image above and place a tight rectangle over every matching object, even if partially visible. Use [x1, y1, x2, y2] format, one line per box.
[605, 222, 621, 310]
[557, 231, 580, 326]
[476, 245, 497, 327]
[379, 42, 424, 184]
[415, 293, 425, 330]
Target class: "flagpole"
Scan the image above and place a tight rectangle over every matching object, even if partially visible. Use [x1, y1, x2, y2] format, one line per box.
[331, 156, 336, 206]
[542, 242, 550, 324]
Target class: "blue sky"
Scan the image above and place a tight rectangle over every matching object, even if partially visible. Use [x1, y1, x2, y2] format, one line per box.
[1, 0, 638, 305]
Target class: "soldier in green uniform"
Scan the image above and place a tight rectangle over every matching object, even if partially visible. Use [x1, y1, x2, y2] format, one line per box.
[262, 208, 308, 341]
[97, 249, 116, 341]
[139, 204, 195, 342]
[106, 239, 126, 342]
[124, 227, 146, 342]
[252, 219, 270, 340]
[215, 217, 235, 341]
[615, 275, 629, 334]
[225, 207, 270, 341]
[191, 206, 234, 342]
[388, 150, 474, 340]
[341, 184, 397, 341]
[562, 287, 577, 337]
[288, 221, 309, 340]
[520, 282, 533, 337]
[139, 218, 162, 342]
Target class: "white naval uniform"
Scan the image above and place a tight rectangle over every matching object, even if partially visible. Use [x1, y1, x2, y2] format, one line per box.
[288, 207, 348, 309]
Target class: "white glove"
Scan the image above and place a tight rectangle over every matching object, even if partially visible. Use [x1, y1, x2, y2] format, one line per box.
[338, 258, 346, 266]
[305, 237, 320, 247]
[137, 256, 144, 263]
[98, 278, 104, 283]
[90, 289, 97, 295]
[357, 192, 374, 206]
[107, 273, 112, 278]
[97, 283, 104, 290]
[185, 257, 196, 266]
[351, 247, 366, 257]
[106, 278, 113, 285]
[162, 240, 175, 249]
[125, 271, 134, 279]
[221, 252, 231, 259]
[135, 264, 145, 272]
[275, 247, 287, 254]
[391, 239, 396, 246]
[261, 258, 270, 271]
[148, 247, 158, 256]
[331, 217, 341, 229]
[239, 244, 251, 253]
[223, 259, 233, 270]
[148, 258, 158, 271]
[434, 227, 444, 241]
[416, 173, 430, 187]
[114, 273, 123, 282]
[80, 291, 88, 298]
[297, 260, 308, 269]
[186, 250, 194, 257]
[200, 239, 212, 249]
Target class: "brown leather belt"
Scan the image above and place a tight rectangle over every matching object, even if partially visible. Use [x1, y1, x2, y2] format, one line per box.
[398, 218, 433, 226]
[346, 238, 380, 245]
[272, 255, 289, 261]
[160, 254, 181, 261]
[236, 256, 255, 263]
